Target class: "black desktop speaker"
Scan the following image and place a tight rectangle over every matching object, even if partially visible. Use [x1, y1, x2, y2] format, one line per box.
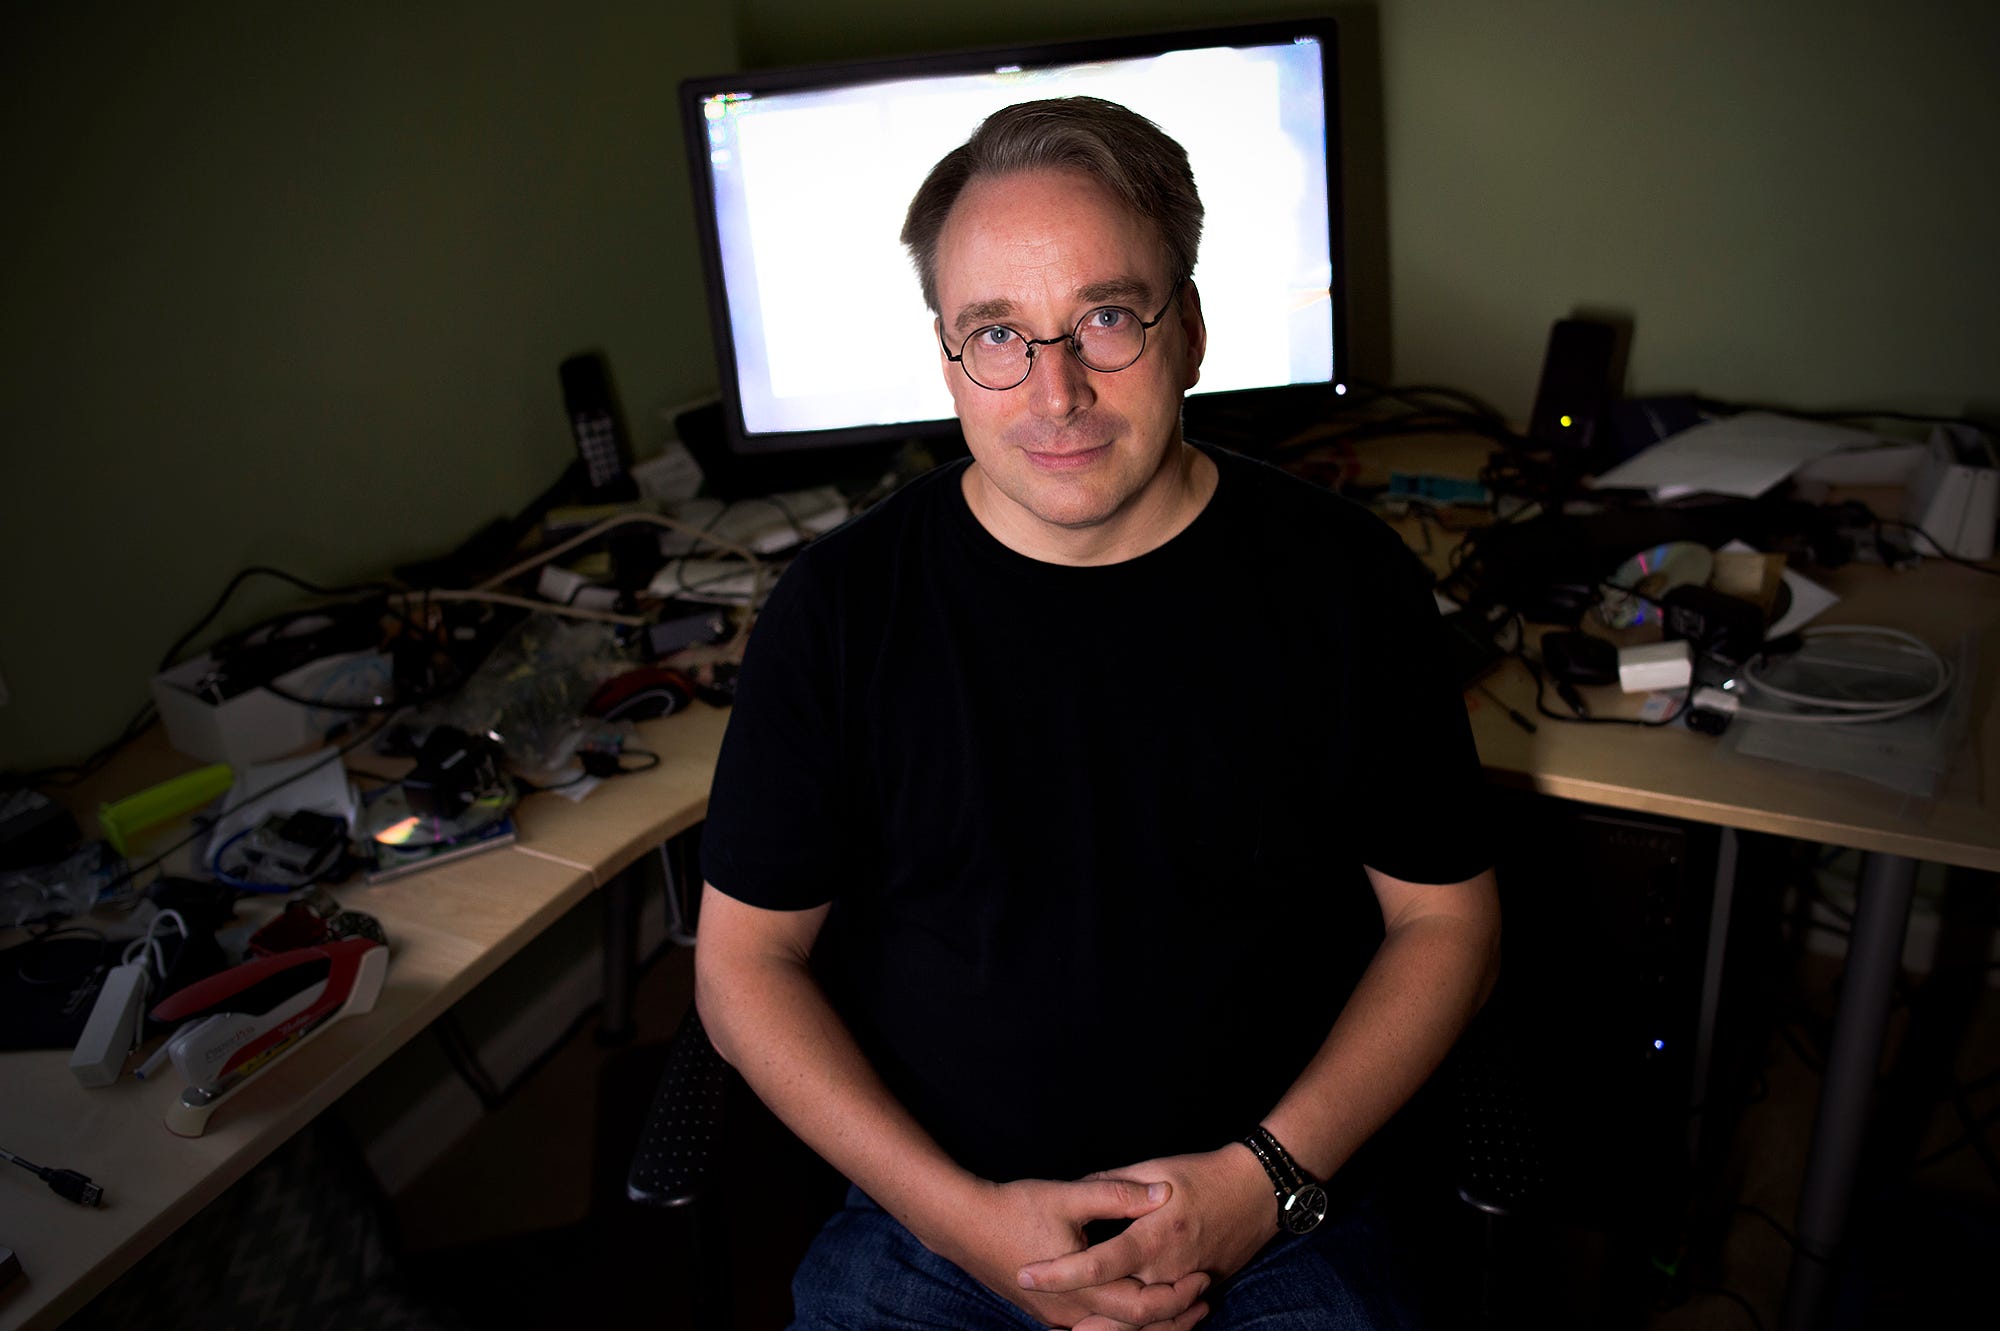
[1527, 317, 1625, 456]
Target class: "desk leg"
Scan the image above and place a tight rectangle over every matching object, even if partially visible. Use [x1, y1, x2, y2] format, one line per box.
[1780, 850, 1916, 1331]
[600, 865, 639, 1047]
[1688, 827, 1740, 1163]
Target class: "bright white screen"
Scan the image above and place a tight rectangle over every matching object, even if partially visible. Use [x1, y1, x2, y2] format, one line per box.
[697, 37, 1334, 438]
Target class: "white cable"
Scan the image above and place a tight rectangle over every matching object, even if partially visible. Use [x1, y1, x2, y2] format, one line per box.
[1732, 625, 1953, 724]
[389, 588, 648, 628]
[119, 907, 192, 981]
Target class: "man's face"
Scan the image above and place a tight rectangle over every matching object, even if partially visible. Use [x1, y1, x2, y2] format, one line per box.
[932, 168, 1205, 549]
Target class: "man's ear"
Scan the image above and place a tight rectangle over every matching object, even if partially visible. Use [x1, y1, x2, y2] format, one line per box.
[1177, 280, 1207, 391]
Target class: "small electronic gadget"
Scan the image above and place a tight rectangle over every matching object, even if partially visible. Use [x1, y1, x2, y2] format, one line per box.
[560, 352, 637, 501]
[1541, 631, 1620, 687]
[1618, 641, 1695, 694]
[402, 726, 507, 819]
[1528, 317, 1625, 456]
[69, 961, 150, 1087]
[586, 667, 696, 722]
[1662, 585, 1766, 663]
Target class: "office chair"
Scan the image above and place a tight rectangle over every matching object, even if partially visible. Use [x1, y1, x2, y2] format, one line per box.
[625, 1003, 1544, 1331]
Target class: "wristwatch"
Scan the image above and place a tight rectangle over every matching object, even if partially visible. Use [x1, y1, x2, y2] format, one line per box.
[1241, 1126, 1329, 1235]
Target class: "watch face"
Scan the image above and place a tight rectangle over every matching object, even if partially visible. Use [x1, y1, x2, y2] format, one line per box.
[1280, 1183, 1329, 1234]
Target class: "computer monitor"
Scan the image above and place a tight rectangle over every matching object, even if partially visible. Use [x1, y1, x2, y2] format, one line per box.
[678, 18, 1347, 474]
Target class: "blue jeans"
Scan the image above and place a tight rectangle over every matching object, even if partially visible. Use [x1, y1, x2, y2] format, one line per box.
[788, 1186, 1419, 1330]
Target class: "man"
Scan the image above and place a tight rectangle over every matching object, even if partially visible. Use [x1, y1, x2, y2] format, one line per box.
[696, 96, 1500, 1330]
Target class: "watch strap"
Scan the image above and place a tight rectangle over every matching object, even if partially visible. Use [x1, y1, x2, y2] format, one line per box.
[1241, 1126, 1329, 1234]
[1240, 1119, 1304, 1191]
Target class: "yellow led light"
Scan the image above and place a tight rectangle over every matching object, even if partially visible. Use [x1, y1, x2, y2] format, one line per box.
[1560, 414, 1574, 428]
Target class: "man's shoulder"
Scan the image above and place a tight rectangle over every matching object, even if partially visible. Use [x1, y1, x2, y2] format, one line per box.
[1202, 442, 1411, 559]
[791, 457, 967, 566]
[768, 458, 968, 599]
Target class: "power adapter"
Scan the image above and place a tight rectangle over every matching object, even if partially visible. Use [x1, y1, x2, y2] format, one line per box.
[1618, 641, 1694, 694]
[69, 961, 150, 1088]
[1541, 630, 1620, 686]
[1662, 585, 1765, 663]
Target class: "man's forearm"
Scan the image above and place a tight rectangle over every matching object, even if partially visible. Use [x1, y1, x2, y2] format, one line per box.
[1261, 875, 1502, 1182]
[694, 928, 976, 1243]
[1016, 872, 1502, 1302]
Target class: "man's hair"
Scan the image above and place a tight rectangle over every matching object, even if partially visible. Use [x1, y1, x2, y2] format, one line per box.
[900, 96, 1204, 314]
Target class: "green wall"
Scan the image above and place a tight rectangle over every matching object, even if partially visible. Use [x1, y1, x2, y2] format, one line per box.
[5, 0, 1995, 771]
[738, 0, 1996, 415]
[0, 3, 738, 770]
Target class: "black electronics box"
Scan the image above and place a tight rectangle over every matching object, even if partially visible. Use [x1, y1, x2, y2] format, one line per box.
[1485, 791, 1786, 1321]
[1528, 317, 1626, 455]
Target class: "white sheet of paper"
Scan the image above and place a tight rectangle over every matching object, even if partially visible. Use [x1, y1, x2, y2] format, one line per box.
[1590, 412, 1881, 500]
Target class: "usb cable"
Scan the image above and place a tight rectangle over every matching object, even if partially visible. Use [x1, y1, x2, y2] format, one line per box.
[0, 1146, 104, 1206]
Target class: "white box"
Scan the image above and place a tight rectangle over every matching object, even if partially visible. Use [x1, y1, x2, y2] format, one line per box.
[150, 650, 388, 767]
[1618, 641, 1693, 693]
[1906, 424, 1997, 561]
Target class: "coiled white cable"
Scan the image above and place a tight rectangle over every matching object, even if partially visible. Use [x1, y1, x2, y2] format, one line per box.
[1731, 625, 1953, 724]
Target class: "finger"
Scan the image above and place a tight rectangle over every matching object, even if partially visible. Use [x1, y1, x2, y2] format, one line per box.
[1084, 1285, 1212, 1331]
[1067, 1177, 1171, 1224]
[1020, 1229, 1148, 1293]
[1141, 1300, 1211, 1331]
[1027, 1268, 1210, 1328]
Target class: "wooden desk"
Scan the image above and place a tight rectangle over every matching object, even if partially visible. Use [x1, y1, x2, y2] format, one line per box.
[0, 703, 729, 1331]
[1460, 546, 1995, 1331]
[1459, 552, 1999, 871]
[1350, 433, 1999, 1330]
[5, 448, 1992, 1331]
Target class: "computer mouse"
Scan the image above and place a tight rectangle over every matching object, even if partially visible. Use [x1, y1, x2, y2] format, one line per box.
[585, 668, 694, 721]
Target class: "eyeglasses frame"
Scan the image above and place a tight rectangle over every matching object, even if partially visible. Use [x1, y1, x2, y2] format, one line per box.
[938, 276, 1188, 392]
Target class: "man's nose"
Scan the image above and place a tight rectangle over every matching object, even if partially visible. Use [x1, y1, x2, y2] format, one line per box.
[1028, 339, 1094, 417]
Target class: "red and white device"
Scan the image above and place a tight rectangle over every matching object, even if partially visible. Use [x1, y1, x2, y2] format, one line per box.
[147, 937, 388, 1137]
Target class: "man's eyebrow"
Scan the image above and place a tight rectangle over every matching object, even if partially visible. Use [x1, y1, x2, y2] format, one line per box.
[951, 299, 1017, 336]
[1075, 276, 1156, 307]
[949, 276, 1160, 336]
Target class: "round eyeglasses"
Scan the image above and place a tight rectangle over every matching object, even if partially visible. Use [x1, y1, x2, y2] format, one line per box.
[940, 277, 1186, 391]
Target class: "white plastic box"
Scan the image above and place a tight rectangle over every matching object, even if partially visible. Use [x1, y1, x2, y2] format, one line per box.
[150, 650, 389, 767]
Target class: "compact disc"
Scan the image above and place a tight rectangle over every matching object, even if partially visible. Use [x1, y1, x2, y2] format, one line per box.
[360, 783, 515, 851]
[1597, 542, 1714, 628]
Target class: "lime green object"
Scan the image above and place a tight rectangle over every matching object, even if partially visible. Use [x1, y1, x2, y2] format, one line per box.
[99, 763, 235, 855]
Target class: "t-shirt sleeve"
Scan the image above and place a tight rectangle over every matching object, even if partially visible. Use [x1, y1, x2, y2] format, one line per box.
[1347, 530, 1494, 885]
[699, 549, 854, 910]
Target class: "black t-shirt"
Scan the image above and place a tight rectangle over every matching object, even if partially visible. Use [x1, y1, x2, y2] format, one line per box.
[702, 443, 1489, 1183]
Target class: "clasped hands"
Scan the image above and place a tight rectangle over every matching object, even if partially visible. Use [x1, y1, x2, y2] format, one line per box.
[941, 1146, 1277, 1331]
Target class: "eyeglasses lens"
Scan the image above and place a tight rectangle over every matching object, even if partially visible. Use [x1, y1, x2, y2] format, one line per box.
[960, 306, 1146, 389]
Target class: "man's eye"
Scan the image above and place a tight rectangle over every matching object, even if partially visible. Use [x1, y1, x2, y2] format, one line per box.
[975, 326, 1017, 347]
[1084, 307, 1132, 331]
